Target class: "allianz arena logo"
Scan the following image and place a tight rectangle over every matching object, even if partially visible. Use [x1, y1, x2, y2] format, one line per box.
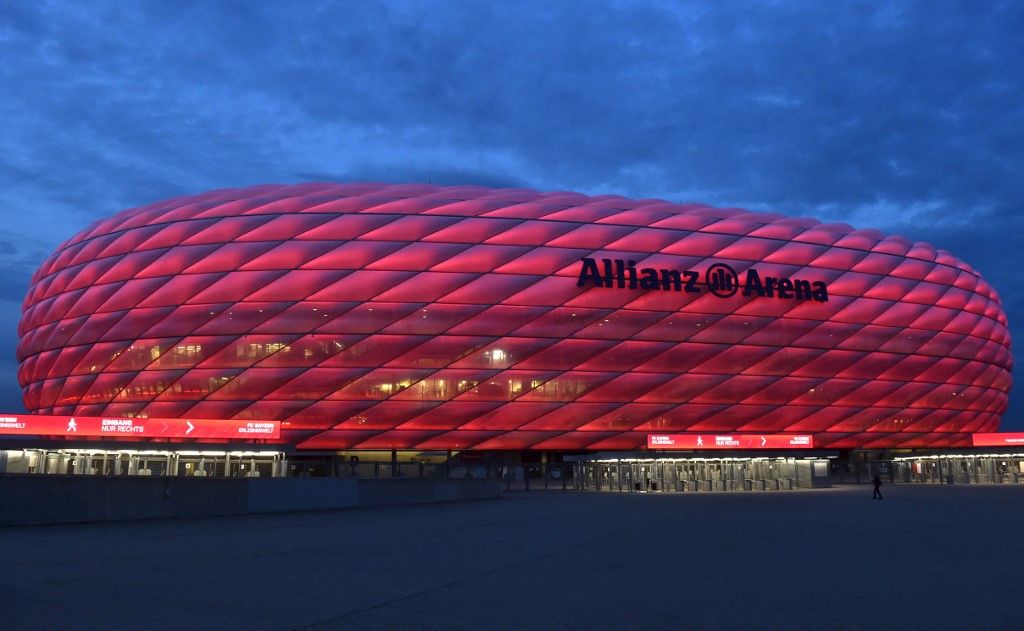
[577, 257, 829, 302]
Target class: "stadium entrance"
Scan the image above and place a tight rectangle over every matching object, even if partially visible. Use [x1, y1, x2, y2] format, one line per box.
[0, 448, 288, 477]
[891, 453, 1024, 485]
[572, 456, 832, 492]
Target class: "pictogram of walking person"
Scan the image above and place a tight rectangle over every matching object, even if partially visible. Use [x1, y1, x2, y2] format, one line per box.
[872, 474, 883, 499]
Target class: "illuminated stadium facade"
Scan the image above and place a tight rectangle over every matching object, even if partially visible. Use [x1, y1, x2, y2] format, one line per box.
[14, 183, 1013, 453]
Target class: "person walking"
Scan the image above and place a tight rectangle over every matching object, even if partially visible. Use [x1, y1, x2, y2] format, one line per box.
[872, 474, 883, 500]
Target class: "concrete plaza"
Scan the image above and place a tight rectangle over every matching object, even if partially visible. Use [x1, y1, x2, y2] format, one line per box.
[2, 484, 1022, 629]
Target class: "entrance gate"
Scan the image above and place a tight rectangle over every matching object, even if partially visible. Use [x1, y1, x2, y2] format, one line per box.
[0, 448, 287, 478]
[892, 454, 1024, 484]
[574, 457, 825, 492]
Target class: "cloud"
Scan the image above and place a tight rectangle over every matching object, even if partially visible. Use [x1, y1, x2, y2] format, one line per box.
[0, 0, 1020, 421]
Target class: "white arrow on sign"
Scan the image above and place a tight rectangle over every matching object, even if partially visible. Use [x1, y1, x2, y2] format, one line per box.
[186, 420, 195, 435]
[761, 436, 767, 447]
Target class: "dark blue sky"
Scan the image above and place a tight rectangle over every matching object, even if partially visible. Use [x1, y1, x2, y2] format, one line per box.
[1, 1, 1021, 427]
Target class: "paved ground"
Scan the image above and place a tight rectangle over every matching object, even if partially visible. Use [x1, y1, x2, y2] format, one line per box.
[2, 484, 1022, 629]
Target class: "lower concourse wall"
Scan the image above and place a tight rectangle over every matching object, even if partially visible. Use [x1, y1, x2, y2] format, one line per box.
[0, 475, 502, 526]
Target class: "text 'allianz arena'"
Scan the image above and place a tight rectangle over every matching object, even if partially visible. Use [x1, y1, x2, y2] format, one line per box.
[17, 183, 1012, 450]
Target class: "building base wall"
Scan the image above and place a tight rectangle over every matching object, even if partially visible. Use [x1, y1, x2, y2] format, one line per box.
[0, 475, 502, 526]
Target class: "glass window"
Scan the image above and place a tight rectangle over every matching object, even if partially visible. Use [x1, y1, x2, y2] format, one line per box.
[39, 345, 91, 380]
[69, 340, 134, 376]
[516, 371, 615, 402]
[116, 370, 189, 402]
[257, 334, 361, 368]
[53, 374, 96, 406]
[78, 371, 138, 404]
[328, 368, 435, 400]
[153, 369, 243, 401]
[454, 370, 559, 401]
[105, 338, 182, 372]
[390, 368, 500, 401]
[195, 334, 302, 369]
[449, 337, 553, 369]
[321, 334, 430, 367]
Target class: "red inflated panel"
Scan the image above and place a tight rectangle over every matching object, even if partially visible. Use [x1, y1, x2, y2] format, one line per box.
[19, 183, 1012, 449]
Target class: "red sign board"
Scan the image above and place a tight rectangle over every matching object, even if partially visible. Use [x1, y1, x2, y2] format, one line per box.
[647, 433, 814, 450]
[971, 433, 1024, 447]
[0, 414, 280, 440]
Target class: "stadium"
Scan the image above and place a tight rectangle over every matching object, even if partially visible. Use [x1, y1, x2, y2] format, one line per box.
[1, 183, 1014, 485]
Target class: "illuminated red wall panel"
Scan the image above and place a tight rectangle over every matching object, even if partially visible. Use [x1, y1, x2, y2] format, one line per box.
[18, 183, 1012, 449]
